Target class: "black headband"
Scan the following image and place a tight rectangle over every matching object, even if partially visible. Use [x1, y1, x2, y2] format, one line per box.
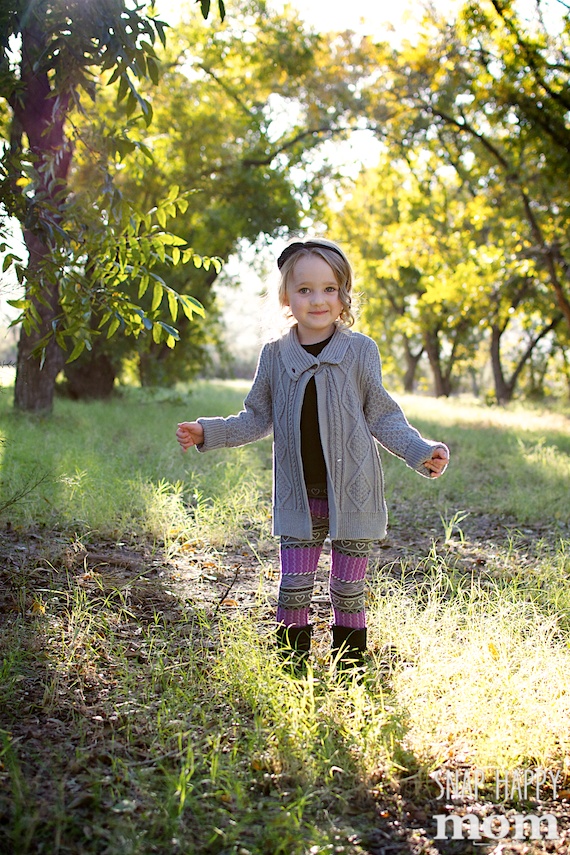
[277, 240, 346, 270]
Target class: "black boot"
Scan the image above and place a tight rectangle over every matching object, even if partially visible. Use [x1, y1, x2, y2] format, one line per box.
[331, 625, 367, 679]
[276, 624, 312, 676]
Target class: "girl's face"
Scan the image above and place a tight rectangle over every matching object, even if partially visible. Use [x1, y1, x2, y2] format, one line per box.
[285, 254, 344, 345]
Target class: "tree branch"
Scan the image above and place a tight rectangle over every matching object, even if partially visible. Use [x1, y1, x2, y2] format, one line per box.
[506, 313, 563, 393]
[242, 126, 339, 167]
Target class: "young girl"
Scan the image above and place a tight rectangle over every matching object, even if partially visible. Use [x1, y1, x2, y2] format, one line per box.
[176, 238, 449, 674]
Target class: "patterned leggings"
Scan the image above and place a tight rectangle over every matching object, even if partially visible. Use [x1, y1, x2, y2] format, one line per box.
[276, 497, 374, 630]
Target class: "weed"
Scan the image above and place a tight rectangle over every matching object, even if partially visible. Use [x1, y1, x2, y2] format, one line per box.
[440, 509, 470, 544]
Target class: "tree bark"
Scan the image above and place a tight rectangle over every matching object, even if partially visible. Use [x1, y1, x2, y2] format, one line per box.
[13, 232, 66, 412]
[402, 338, 423, 392]
[423, 329, 451, 397]
[490, 324, 513, 404]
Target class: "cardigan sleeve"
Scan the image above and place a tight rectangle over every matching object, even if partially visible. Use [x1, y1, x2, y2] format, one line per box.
[361, 339, 448, 477]
[196, 343, 274, 452]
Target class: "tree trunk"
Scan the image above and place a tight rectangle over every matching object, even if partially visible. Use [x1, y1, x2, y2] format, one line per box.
[490, 325, 513, 404]
[13, 232, 66, 412]
[11, 15, 72, 413]
[490, 315, 562, 405]
[423, 329, 451, 397]
[402, 338, 423, 392]
[64, 348, 117, 400]
[560, 345, 570, 400]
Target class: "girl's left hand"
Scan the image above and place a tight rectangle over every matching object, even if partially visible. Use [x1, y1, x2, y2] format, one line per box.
[424, 447, 449, 478]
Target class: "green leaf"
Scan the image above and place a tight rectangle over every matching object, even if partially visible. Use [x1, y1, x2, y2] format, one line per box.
[106, 63, 123, 87]
[29, 302, 42, 324]
[166, 185, 180, 204]
[151, 282, 163, 312]
[98, 311, 112, 329]
[167, 290, 178, 320]
[125, 90, 138, 117]
[157, 233, 186, 246]
[147, 57, 160, 85]
[180, 295, 206, 320]
[139, 97, 153, 127]
[117, 72, 130, 103]
[113, 137, 137, 160]
[138, 274, 149, 298]
[159, 321, 180, 340]
[67, 340, 86, 363]
[198, 0, 211, 18]
[155, 20, 168, 48]
[139, 40, 159, 60]
[2, 254, 20, 272]
[107, 317, 121, 338]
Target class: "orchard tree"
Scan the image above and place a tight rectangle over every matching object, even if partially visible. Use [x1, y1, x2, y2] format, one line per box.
[345, 0, 570, 399]
[363, 0, 570, 334]
[0, 0, 224, 413]
[333, 150, 564, 401]
[331, 153, 488, 396]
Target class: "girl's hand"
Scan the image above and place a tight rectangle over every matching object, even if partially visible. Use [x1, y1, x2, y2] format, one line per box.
[424, 447, 449, 478]
[176, 421, 204, 451]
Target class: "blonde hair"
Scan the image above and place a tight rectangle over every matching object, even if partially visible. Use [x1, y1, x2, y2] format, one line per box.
[276, 238, 356, 328]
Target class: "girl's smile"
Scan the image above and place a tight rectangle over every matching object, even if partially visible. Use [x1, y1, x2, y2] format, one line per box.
[285, 255, 344, 344]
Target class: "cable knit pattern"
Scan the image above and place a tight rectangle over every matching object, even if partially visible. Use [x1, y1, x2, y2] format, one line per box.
[197, 325, 448, 541]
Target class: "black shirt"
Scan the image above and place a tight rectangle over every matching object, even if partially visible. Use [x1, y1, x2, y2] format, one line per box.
[300, 334, 333, 489]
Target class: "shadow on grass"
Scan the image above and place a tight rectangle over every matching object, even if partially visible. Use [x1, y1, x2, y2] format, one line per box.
[2, 527, 569, 854]
[0, 529, 439, 855]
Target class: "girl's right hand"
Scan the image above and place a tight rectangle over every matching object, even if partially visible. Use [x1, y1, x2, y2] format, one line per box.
[176, 421, 205, 451]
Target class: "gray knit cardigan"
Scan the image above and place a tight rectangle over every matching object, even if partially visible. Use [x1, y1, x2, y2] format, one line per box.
[197, 325, 448, 541]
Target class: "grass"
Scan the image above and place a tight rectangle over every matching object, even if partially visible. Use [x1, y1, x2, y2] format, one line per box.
[369, 554, 570, 772]
[1, 378, 570, 852]
[2, 382, 570, 541]
[0, 379, 273, 545]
